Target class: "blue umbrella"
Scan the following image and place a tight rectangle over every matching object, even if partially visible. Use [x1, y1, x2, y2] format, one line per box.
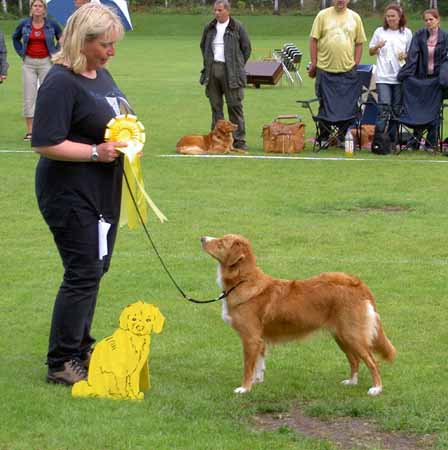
[47, 0, 133, 31]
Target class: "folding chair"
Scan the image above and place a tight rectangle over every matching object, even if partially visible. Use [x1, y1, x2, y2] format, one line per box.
[356, 64, 378, 148]
[397, 76, 443, 153]
[438, 100, 448, 151]
[272, 43, 303, 86]
[297, 65, 372, 152]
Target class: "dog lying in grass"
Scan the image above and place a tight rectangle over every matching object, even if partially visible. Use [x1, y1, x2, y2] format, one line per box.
[176, 119, 238, 155]
[201, 234, 396, 396]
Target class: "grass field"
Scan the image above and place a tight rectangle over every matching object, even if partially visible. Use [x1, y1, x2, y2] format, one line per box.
[1, 13, 448, 450]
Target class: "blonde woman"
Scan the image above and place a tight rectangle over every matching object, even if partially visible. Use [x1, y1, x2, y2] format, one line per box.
[32, 3, 133, 385]
[13, 0, 62, 140]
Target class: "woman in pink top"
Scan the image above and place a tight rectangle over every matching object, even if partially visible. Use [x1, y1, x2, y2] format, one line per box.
[398, 9, 448, 150]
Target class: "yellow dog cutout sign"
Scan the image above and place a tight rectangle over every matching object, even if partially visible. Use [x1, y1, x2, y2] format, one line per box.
[72, 301, 165, 400]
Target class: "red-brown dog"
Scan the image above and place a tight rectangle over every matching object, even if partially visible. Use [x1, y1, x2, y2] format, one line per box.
[201, 234, 396, 396]
[176, 119, 238, 155]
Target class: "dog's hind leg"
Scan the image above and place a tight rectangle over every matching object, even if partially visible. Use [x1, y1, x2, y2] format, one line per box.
[349, 343, 382, 396]
[334, 337, 360, 386]
[235, 335, 264, 394]
[360, 350, 382, 396]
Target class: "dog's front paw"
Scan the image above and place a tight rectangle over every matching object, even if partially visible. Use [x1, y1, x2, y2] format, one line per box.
[234, 386, 249, 394]
[367, 386, 382, 396]
[341, 375, 358, 386]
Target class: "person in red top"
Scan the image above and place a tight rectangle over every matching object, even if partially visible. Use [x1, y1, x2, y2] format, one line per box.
[12, 0, 62, 140]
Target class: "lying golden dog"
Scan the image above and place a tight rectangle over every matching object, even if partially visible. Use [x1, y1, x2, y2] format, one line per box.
[201, 234, 396, 396]
[72, 301, 165, 400]
[176, 119, 238, 155]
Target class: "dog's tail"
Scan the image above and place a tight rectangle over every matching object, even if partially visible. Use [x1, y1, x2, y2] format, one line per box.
[372, 320, 396, 362]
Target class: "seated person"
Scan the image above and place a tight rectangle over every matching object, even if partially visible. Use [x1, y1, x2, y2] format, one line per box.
[398, 9, 448, 150]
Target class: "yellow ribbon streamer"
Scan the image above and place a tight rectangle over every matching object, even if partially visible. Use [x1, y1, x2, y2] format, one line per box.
[105, 114, 167, 228]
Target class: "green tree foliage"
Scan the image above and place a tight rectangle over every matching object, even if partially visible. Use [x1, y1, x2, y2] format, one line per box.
[2, 0, 447, 16]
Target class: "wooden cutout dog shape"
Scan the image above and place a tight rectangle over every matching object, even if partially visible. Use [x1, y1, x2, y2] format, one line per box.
[72, 301, 165, 400]
[201, 234, 396, 396]
[176, 119, 238, 155]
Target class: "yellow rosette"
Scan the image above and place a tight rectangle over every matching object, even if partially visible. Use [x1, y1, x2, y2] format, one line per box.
[105, 114, 167, 229]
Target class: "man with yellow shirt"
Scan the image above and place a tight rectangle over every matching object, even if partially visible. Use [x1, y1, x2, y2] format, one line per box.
[308, 0, 367, 147]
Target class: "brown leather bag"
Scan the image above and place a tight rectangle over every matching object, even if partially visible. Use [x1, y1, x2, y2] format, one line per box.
[262, 115, 305, 153]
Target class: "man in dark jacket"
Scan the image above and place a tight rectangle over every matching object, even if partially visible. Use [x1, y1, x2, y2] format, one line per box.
[200, 0, 251, 150]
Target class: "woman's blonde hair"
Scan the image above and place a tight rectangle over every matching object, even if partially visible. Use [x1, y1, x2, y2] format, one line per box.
[30, 0, 47, 17]
[52, 3, 124, 74]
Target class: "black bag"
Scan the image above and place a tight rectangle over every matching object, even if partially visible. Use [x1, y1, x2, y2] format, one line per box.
[371, 129, 392, 155]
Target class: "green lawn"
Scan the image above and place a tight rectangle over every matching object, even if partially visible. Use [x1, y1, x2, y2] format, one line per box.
[1, 13, 448, 450]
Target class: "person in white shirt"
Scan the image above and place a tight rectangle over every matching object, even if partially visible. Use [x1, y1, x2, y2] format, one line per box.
[200, 0, 251, 150]
[369, 4, 412, 145]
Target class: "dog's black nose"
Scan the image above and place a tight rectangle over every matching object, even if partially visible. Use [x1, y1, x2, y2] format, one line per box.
[200, 236, 206, 244]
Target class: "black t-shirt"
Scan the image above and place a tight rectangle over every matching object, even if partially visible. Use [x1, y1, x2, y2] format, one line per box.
[33, 64, 132, 227]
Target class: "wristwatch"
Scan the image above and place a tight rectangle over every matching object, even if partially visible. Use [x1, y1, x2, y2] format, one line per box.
[91, 144, 99, 161]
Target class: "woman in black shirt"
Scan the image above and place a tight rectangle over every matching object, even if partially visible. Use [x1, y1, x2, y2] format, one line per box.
[32, 3, 133, 385]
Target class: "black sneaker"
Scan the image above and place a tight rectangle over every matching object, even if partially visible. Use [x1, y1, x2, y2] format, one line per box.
[23, 133, 32, 141]
[234, 142, 249, 151]
[47, 359, 87, 385]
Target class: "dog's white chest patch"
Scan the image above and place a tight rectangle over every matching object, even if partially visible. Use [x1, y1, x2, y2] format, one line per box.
[216, 265, 224, 290]
[221, 299, 232, 325]
[217, 266, 232, 325]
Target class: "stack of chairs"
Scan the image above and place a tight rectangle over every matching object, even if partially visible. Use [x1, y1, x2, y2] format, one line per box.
[272, 43, 303, 86]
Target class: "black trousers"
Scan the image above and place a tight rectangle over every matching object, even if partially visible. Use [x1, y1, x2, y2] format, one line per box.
[47, 212, 118, 370]
[205, 61, 246, 145]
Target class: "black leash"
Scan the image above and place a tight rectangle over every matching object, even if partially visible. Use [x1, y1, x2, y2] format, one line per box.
[119, 158, 241, 304]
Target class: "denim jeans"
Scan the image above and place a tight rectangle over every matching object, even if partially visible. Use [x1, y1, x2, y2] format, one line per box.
[376, 83, 402, 143]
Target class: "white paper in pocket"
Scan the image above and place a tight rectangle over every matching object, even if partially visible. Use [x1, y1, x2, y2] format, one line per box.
[98, 219, 111, 260]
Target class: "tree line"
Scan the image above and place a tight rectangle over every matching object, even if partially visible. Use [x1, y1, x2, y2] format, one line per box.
[1, 0, 446, 18]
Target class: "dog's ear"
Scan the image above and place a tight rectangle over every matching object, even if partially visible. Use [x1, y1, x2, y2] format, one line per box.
[119, 304, 133, 330]
[149, 305, 165, 334]
[226, 241, 246, 266]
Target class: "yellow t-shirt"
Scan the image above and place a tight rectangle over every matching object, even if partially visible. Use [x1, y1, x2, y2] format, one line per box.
[310, 7, 366, 73]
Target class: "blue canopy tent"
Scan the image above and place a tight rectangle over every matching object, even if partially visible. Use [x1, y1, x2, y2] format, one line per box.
[47, 0, 133, 31]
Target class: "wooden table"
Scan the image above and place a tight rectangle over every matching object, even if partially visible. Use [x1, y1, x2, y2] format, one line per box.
[245, 60, 283, 89]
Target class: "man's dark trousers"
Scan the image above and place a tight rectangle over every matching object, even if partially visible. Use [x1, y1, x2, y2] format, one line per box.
[206, 61, 246, 146]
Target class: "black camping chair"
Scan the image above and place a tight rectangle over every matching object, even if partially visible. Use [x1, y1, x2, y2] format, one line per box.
[297, 64, 373, 152]
[397, 76, 443, 153]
